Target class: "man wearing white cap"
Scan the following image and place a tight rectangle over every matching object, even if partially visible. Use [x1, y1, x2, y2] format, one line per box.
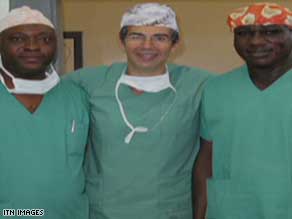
[67, 3, 210, 219]
[0, 6, 89, 219]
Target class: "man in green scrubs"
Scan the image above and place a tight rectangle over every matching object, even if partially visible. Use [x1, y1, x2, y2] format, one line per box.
[194, 3, 292, 219]
[0, 6, 89, 219]
[67, 3, 210, 219]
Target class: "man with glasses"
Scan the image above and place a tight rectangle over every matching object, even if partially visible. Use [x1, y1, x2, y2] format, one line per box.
[67, 3, 210, 219]
[194, 3, 292, 219]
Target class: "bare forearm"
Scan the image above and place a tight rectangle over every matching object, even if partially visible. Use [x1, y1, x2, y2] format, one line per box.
[193, 172, 207, 219]
[192, 138, 212, 219]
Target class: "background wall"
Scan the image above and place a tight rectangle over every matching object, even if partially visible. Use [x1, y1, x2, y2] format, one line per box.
[0, 0, 9, 20]
[62, 0, 292, 74]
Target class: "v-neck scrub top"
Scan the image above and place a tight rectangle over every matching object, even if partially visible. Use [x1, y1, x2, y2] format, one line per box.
[0, 80, 89, 219]
[201, 65, 292, 219]
[67, 63, 210, 219]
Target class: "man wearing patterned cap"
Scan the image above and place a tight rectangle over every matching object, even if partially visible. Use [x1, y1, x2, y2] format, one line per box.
[0, 6, 89, 219]
[194, 2, 292, 219]
[67, 2, 210, 219]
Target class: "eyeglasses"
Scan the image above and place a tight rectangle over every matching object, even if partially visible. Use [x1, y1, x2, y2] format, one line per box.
[234, 25, 292, 43]
[125, 32, 172, 45]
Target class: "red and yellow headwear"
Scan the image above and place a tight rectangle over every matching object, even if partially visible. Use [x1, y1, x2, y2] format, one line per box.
[227, 2, 292, 31]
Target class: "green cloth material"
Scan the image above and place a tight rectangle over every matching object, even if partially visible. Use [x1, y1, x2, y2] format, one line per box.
[200, 65, 292, 219]
[66, 63, 210, 219]
[0, 80, 89, 219]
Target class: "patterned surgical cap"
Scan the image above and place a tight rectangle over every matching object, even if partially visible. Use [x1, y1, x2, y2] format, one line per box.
[121, 3, 179, 33]
[227, 2, 292, 31]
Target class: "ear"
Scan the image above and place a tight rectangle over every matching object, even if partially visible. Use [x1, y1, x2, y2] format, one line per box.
[0, 35, 3, 52]
[170, 40, 179, 53]
[118, 34, 126, 51]
[289, 28, 292, 39]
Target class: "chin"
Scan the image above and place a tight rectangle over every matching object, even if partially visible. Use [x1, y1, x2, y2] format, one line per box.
[22, 67, 47, 78]
[140, 60, 163, 68]
[248, 61, 275, 69]
[245, 57, 273, 67]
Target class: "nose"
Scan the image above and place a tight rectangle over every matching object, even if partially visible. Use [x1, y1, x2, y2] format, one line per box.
[141, 37, 155, 48]
[24, 38, 40, 51]
[249, 31, 266, 45]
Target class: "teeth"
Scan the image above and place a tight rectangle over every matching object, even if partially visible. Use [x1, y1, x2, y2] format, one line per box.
[141, 54, 154, 57]
[140, 53, 155, 55]
[248, 50, 270, 57]
[138, 53, 156, 60]
[252, 51, 267, 54]
[253, 50, 269, 53]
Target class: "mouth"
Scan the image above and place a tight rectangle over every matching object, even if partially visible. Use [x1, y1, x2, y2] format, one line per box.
[136, 52, 158, 62]
[19, 55, 44, 64]
[246, 48, 272, 58]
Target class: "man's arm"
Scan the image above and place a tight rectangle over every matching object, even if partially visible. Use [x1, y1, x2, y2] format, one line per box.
[63, 65, 108, 95]
[193, 137, 212, 219]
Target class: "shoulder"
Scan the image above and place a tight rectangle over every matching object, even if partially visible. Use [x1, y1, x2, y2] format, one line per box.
[65, 62, 127, 80]
[168, 63, 212, 79]
[63, 65, 108, 84]
[201, 65, 247, 106]
[204, 65, 247, 91]
[62, 62, 127, 95]
[168, 63, 214, 92]
[57, 79, 85, 94]
[55, 79, 89, 109]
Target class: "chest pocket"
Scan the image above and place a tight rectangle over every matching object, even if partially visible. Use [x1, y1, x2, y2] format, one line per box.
[66, 119, 89, 171]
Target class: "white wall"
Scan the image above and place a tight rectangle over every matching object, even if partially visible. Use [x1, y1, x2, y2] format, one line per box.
[0, 0, 9, 20]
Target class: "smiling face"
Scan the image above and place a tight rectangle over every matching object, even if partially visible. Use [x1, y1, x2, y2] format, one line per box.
[234, 24, 292, 69]
[0, 24, 56, 79]
[121, 26, 178, 76]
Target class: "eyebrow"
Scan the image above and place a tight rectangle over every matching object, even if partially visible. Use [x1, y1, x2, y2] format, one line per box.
[8, 31, 55, 36]
[128, 32, 170, 37]
[152, 33, 170, 37]
[127, 32, 145, 36]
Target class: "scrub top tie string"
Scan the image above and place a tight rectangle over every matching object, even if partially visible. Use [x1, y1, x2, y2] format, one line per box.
[115, 77, 149, 144]
[125, 126, 148, 144]
[115, 67, 176, 144]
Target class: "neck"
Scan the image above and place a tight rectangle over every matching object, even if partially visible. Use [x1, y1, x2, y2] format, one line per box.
[12, 71, 47, 80]
[0, 69, 46, 89]
[247, 59, 292, 90]
[0, 70, 44, 113]
[14, 93, 44, 113]
[0, 69, 15, 89]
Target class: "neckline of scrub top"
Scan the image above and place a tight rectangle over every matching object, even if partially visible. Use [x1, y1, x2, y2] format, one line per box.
[0, 82, 55, 117]
[242, 65, 292, 93]
[115, 68, 177, 144]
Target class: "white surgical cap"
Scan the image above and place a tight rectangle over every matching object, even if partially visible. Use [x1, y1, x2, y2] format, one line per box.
[121, 3, 179, 33]
[0, 6, 54, 33]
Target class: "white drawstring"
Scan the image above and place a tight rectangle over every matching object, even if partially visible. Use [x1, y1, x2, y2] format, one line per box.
[115, 68, 176, 144]
[125, 126, 148, 144]
[115, 77, 149, 144]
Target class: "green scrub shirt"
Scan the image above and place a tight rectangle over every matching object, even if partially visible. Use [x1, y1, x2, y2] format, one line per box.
[67, 63, 210, 219]
[0, 80, 89, 219]
[201, 65, 292, 219]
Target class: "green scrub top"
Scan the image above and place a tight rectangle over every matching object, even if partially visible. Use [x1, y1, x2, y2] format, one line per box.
[0, 80, 89, 219]
[201, 65, 292, 219]
[67, 63, 210, 219]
